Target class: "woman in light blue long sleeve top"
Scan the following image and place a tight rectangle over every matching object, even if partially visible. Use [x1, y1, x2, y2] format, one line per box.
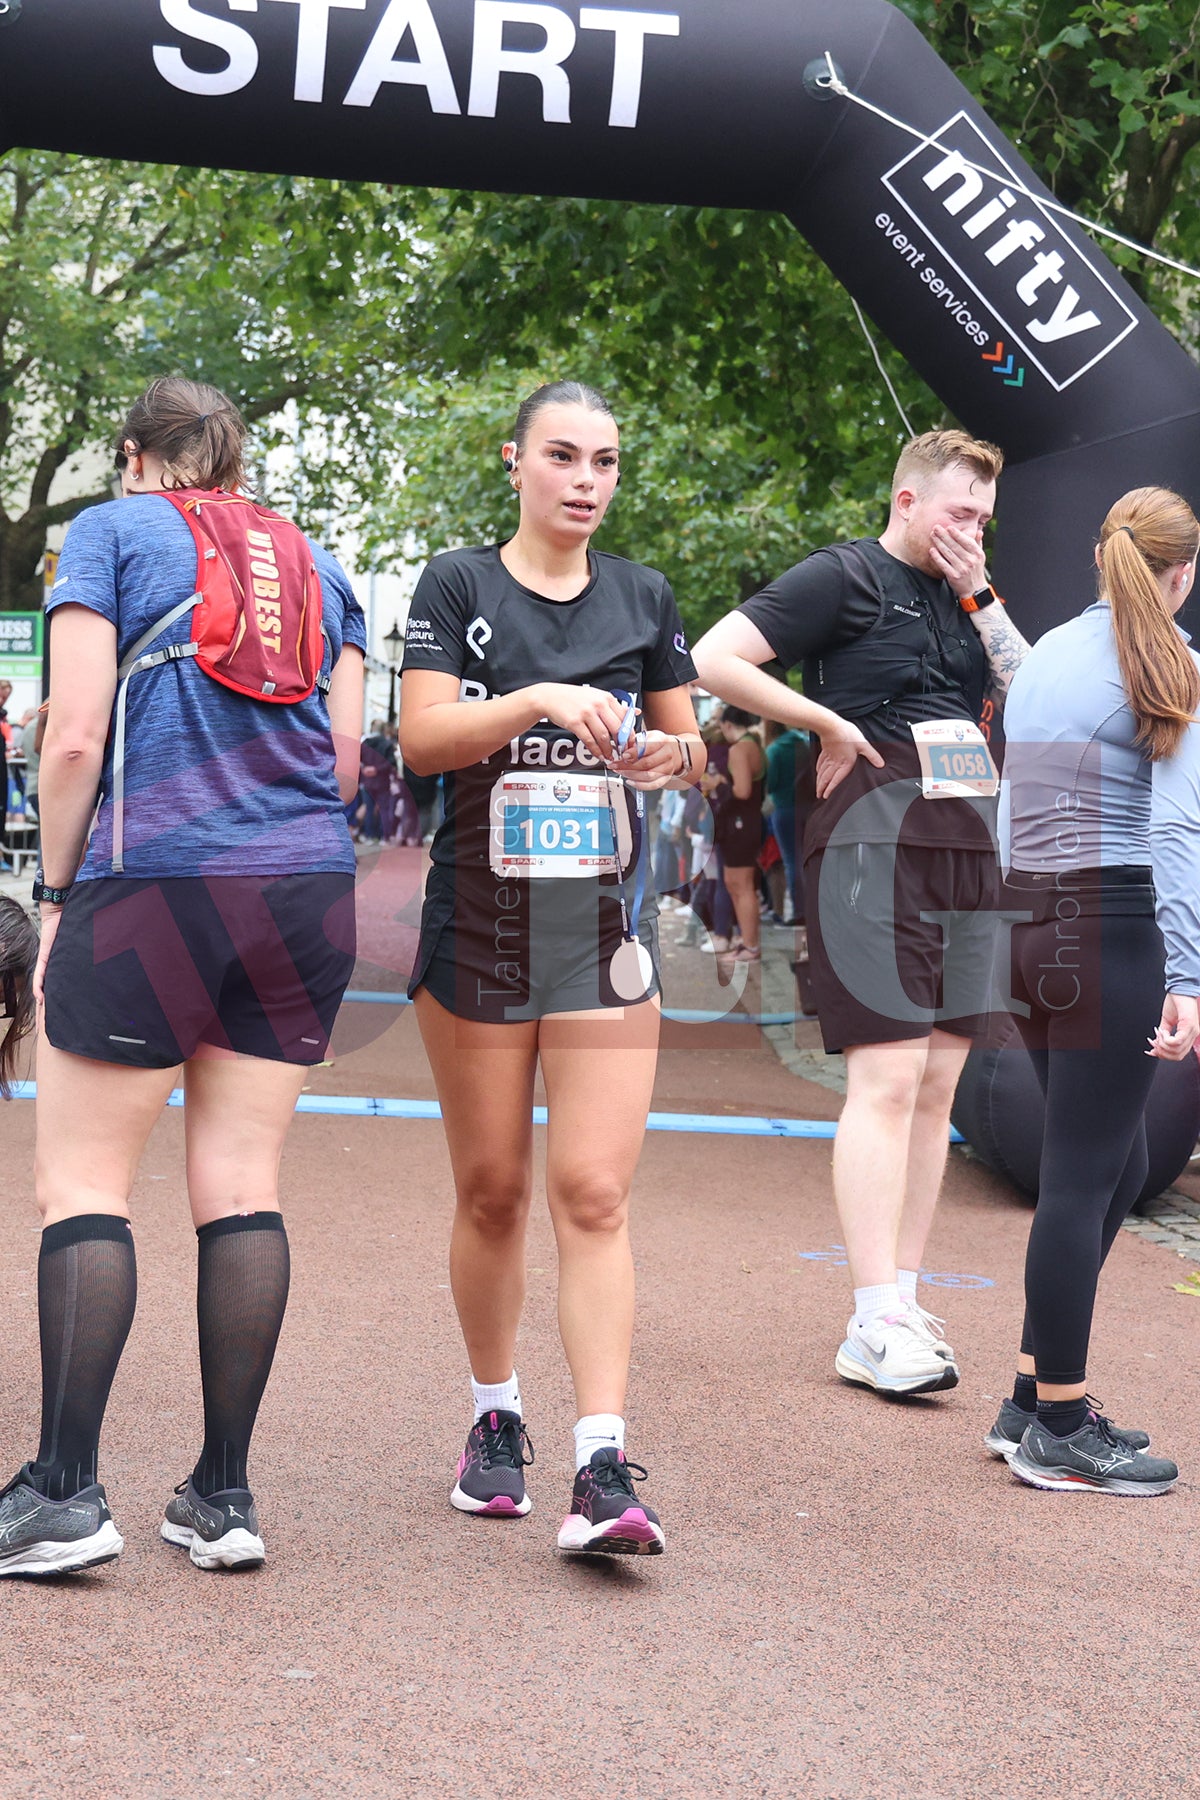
[990, 486, 1200, 1497]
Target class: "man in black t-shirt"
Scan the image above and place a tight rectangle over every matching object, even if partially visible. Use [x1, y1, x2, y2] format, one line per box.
[694, 430, 1030, 1401]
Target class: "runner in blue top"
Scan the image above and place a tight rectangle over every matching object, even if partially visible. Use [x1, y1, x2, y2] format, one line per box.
[988, 485, 1200, 1496]
[0, 378, 365, 1579]
[401, 380, 704, 1556]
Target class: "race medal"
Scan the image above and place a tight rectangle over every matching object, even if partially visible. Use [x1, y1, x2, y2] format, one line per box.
[910, 720, 999, 800]
[608, 936, 656, 1003]
[489, 770, 632, 878]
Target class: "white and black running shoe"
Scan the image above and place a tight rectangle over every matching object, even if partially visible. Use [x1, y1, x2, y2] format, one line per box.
[985, 1397, 1150, 1461]
[0, 1464, 123, 1578]
[835, 1312, 955, 1396]
[557, 1449, 665, 1556]
[1009, 1414, 1177, 1496]
[451, 1410, 535, 1518]
[161, 1476, 265, 1569]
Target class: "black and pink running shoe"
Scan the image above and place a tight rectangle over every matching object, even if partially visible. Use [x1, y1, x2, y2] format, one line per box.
[556, 1448, 665, 1556]
[450, 1410, 534, 1518]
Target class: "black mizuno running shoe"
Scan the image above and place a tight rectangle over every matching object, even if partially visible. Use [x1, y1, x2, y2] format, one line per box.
[161, 1476, 266, 1569]
[1009, 1414, 1177, 1496]
[557, 1448, 665, 1555]
[984, 1395, 1150, 1461]
[0, 1464, 123, 1578]
[451, 1410, 535, 1518]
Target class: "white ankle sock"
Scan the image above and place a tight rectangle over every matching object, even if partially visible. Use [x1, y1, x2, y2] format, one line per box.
[573, 1414, 625, 1470]
[854, 1283, 903, 1326]
[897, 1269, 920, 1304]
[472, 1371, 522, 1422]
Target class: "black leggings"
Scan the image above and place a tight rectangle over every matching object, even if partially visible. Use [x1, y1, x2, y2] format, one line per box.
[1008, 875, 1162, 1385]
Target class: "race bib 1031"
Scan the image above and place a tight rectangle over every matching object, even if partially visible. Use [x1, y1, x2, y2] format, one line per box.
[488, 771, 633, 878]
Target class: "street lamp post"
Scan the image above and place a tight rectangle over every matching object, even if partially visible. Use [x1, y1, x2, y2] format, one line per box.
[383, 620, 403, 726]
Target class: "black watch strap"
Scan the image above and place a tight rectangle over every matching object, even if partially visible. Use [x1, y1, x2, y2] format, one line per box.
[32, 869, 73, 906]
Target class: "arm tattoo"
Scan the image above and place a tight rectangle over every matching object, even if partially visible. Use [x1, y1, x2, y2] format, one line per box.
[971, 607, 1031, 696]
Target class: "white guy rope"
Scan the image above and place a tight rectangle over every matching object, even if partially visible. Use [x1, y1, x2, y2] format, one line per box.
[849, 295, 918, 436]
[819, 51, 1200, 288]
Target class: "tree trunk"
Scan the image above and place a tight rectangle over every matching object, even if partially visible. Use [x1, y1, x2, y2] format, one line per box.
[0, 518, 51, 613]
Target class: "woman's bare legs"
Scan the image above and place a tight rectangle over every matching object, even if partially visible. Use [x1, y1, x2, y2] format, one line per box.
[538, 1000, 660, 1417]
[35, 1030, 182, 1225]
[723, 863, 760, 954]
[414, 990, 539, 1384]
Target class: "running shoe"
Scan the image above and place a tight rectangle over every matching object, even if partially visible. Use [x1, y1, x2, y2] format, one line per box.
[984, 1397, 1150, 1461]
[161, 1476, 266, 1569]
[0, 1465, 123, 1578]
[835, 1312, 957, 1395]
[451, 1410, 534, 1518]
[1008, 1414, 1177, 1495]
[904, 1298, 960, 1369]
[557, 1448, 665, 1555]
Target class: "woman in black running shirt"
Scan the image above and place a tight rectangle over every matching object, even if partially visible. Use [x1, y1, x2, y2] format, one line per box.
[401, 381, 703, 1556]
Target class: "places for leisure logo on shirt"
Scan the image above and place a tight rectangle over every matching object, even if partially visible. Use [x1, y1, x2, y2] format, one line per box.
[879, 110, 1138, 393]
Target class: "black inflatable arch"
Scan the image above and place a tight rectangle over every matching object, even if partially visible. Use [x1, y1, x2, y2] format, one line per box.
[3, 0, 1200, 637]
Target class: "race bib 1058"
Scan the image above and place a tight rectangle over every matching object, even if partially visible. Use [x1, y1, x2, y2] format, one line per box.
[910, 720, 999, 800]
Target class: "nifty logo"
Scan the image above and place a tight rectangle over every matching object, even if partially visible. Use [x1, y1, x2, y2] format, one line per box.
[882, 112, 1138, 392]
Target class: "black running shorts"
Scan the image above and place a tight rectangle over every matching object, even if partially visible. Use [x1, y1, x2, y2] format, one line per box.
[42, 873, 356, 1068]
[409, 869, 661, 1023]
[805, 842, 1001, 1053]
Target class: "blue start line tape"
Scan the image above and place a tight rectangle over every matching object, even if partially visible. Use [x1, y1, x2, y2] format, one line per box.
[343, 989, 805, 1026]
[6, 1079, 964, 1142]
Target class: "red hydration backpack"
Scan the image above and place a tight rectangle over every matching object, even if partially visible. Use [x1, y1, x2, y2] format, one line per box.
[157, 489, 325, 700]
[110, 489, 330, 870]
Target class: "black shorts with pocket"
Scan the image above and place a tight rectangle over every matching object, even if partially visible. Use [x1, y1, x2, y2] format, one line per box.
[409, 866, 660, 1024]
[805, 842, 1002, 1054]
[42, 873, 356, 1068]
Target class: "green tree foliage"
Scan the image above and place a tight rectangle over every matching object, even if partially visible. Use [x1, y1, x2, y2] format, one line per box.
[0, 153, 418, 608]
[898, 1, 1200, 318]
[377, 203, 924, 629]
[2, 6, 1199, 626]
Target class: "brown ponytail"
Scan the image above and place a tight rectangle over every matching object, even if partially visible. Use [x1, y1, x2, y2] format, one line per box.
[1098, 487, 1200, 762]
[114, 377, 247, 493]
[0, 896, 38, 1100]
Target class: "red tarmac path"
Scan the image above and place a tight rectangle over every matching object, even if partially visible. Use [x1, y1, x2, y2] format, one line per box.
[1, 849, 1199, 1797]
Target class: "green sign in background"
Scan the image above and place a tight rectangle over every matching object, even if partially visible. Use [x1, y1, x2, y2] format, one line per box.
[0, 612, 43, 678]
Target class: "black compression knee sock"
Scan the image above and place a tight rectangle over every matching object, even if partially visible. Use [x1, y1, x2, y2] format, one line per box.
[30, 1215, 137, 1502]
[192, 1212, 290, 1498]
[1011, 1372, 1038, 1414]
[1036, 1396, 1089, 1438]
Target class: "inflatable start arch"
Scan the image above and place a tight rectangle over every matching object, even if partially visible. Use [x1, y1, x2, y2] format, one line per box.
[2, 0, 1200, 633]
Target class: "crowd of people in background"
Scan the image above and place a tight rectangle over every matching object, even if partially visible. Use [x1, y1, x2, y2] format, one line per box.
[345, 717, 441, 848]
[653, 701, 814, 983]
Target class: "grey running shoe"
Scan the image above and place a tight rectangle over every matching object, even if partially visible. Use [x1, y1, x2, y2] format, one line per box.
[985, 1397, 1150, 1461]
[1009, 1414, 1177, 1496]
[451, 1410, 534, 1518]
[0, 1464, 123, 1577]
[161, 1477, 265, 1569]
